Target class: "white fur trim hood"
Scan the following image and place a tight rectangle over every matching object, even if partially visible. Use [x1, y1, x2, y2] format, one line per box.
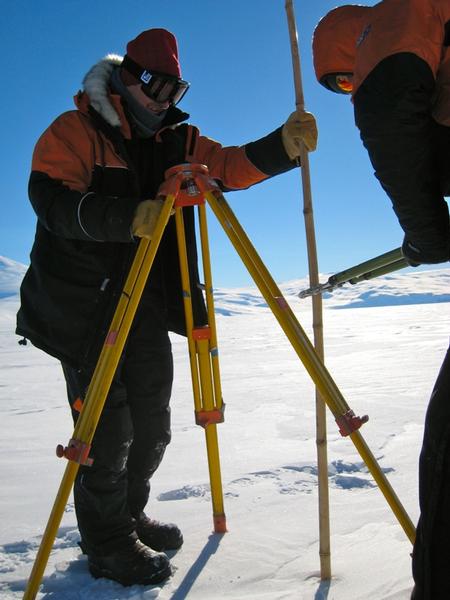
[82, 54, 123, 128]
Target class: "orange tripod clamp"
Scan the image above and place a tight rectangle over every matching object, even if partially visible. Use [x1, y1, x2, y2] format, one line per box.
[157, 163, 220, 207]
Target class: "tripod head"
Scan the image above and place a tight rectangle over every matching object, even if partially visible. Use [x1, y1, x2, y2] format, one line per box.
[157, 163, 220, 207]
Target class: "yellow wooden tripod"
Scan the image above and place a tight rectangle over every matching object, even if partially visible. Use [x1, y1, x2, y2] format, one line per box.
[23, 163, 415, 599]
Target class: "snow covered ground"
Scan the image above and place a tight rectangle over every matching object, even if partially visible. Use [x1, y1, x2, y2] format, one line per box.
[1, 256, 449, 599]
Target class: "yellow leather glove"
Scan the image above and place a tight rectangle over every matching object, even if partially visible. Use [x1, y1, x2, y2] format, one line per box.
[281, 110, 318, 158]
[131, 199, 164, 239]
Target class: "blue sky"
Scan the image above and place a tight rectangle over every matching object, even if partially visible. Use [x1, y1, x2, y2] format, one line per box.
[2, 0, 416, 287]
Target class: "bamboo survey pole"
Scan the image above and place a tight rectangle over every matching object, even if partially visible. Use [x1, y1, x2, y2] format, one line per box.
[285, 0, 331, 580]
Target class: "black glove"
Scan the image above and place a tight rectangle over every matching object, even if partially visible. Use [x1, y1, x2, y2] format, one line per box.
[401, 234, 450, 266]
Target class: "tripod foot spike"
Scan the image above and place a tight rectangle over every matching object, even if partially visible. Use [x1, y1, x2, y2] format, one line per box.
[213, 514, 227, 533]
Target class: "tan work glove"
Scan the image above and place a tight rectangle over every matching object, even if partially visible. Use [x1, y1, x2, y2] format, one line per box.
[131, 199, 165, 239]
[282, 110, 318, 159]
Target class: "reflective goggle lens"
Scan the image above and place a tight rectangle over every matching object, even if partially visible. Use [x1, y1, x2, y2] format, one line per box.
[320, 73, 353, 95]
[121, 55, 190, 105]
[141, 75, 189, 105]
[336, 76, 353, 93]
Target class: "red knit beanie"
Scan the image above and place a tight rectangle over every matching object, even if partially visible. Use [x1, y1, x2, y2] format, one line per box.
[121, 28, 182, 85]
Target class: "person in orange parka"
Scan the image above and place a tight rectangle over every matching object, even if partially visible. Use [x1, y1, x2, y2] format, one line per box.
[312, 2, 450, 599]
[17, 28, 318, 587]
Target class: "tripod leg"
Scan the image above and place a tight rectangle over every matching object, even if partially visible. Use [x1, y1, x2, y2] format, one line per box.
[205, 189, 416, 544]
[198, 202, 223, 407]
[174, 204, 226, 533]
[23, 196, 175, 600]
[22, 462, 78, 600]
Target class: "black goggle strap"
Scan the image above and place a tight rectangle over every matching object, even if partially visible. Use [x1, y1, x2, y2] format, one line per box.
[121, 54, 189, 104]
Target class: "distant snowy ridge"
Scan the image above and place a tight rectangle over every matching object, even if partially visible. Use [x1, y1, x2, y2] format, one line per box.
[0, 256, 27, 299]
[281, 268, 450, 310]
[215, 268, 450, 313]
[1, 255, 449, 313]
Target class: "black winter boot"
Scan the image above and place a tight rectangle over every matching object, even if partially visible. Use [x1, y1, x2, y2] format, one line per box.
[88, 539, 171, 586]
[136, 513, 183, 551]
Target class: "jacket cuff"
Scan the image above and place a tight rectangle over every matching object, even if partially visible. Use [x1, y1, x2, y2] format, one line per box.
[78, 193, 139, 242]
[244, 126, 298, 176]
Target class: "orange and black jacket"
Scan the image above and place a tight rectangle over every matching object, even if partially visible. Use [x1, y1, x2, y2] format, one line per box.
[17, 57, 296, 367]
[313, 0, 450, 264]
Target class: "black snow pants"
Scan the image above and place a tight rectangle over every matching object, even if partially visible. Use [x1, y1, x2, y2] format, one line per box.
[412, 344, 450, 599]
[61, 293, 173, 556]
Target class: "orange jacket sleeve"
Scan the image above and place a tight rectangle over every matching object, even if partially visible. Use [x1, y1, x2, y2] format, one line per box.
[29, 111, 139, 242]
[32, 111, 96, 193]
[184, 125, 295, 191]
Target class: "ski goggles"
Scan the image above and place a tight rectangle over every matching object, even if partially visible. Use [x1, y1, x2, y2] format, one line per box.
[321, 73, 353, 95]
[121, 55, 190, 105]
[336, 75, 353, 93]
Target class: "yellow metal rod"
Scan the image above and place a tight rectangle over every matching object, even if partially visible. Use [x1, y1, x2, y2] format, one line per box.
[174, 200, 226, 532]
[205, 190, 415, 544]
[351, 431, 415, 543]
[74, 239, 151, 442]
[174, 206, 202, 412]
[74, 197, 175, 444]
[197, 204, 223, 409]
[196, 337, 215, 411]
[23, 461, 79, 600]
[23, 197, 175, 599]
[196, 336, 226, 524]
[205, 424, 226, 523]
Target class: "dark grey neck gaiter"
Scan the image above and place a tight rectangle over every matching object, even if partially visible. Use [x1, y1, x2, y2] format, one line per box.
[110, 67, 167, 138]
